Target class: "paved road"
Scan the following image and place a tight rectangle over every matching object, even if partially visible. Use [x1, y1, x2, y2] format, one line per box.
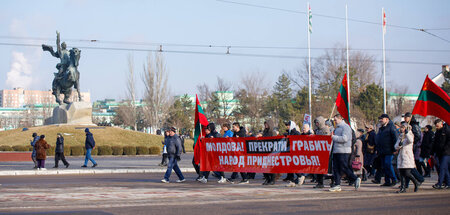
[0, 153, 195, 171]
[0, 172, 448, 214]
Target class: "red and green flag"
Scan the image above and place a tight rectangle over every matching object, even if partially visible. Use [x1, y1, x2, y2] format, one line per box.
[335, 73, 350, 123]
[412, 75, 450, 124]
[194, 94, 209, 164]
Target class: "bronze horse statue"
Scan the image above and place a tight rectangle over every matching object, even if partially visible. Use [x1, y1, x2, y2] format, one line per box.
[51, 47, 82, 105]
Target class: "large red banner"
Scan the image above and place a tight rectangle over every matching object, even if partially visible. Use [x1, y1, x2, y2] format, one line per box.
[199, 135, 332, 174]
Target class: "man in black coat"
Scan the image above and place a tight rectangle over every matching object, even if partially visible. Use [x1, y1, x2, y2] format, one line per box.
[375, 114, 399, 186]
[53, 133, 69, 168]
[198, 123, 221, 183]
[432, 119, 450, 189]
[162, 127, 185, 183]
[228, 122, 249, 184]
[420, 125, 434, 177]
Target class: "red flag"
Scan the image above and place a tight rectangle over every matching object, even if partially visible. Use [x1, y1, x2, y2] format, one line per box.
[335, 73, 350, 123]
[412, 75, 450, 124]
[193, 94, 209, 164]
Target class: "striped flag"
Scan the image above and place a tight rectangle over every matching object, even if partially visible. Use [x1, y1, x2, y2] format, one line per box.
[412, 75, 450, 124]
[193, 94, 209, 165]
[308, 4, 312, 33]
[383, 8, 386, 35]
[335, 73, 350, 124]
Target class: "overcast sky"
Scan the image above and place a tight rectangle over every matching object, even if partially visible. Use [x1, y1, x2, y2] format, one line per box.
[0, 0, 449, 102]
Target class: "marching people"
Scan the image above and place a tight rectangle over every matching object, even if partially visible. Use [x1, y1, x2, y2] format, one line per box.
[363, 125, 376, 179]
[419, 125, 434, 177]
[432, 119, 450, 189]
[35, 135, 50, 170]
[287, 123, 313, 187]
[82, 128, 98, 168]
[162, 127, 185, 183]
[228, 122, 249, 184]
[375, 114, 399, 187]
[329, 114, 361, 192]
[53, 133, 69, 168]
[30, 132, 40, 169]
[159, 130, 169, 167]
[198, 123, 222, 183]
[262, 119, 276, 185]
[351, 129, 365, 178]
[313, 116, 331, 188]
[395, 122, 420, 193]
[283, 120, 301, 183]
[222, 123, 234, 138]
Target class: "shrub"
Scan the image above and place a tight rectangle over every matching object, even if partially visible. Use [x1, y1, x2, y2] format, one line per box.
[91, 147, 98, 156]
[27, 145, 34, 151]
[136, 146, 149, 155]
[46, 145, 56, 156]
[98, 145, 113, 156]
[123, 146, 137, 155]
[12, 145, 28, 151]
[0, 146, 13, 151]
[63, 146, 71, 156]
[71, 145, 84, 156]
[112, 146, 123, 155]
[149, 146, 160, 155]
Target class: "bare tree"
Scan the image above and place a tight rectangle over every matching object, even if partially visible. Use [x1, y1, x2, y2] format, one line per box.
[142, 53, 170, 133]
[388, 84, 413, 117]
[126, 54, 137, 130]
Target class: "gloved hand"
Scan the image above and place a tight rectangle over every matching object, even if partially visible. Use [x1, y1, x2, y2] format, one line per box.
[176, 156, 181, 161]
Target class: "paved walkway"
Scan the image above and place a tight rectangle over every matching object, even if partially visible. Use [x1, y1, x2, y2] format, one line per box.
[0, 153, 195, 176]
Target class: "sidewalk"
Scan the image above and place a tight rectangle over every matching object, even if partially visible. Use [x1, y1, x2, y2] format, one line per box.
[0, 152, 196, 176]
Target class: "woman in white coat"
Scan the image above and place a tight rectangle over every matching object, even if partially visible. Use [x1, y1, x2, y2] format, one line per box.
[395, 122, 420, 193]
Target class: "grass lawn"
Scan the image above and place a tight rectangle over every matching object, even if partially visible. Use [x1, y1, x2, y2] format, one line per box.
[0, 125, 193, 152]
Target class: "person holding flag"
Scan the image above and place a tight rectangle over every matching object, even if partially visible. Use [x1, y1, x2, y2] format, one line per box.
[193, 95, 209, 181]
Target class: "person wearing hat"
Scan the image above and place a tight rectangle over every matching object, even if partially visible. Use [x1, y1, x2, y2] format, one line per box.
[395, 122, 420, 193]
[432, 119, 450, 189]
[420, 125, 434, 177]
[375, 113, 399, 187]
[54, 133, 69, 168]
[161, 127, 185, 183]
[35, 135, 50, 170]
[363, 124, 376, 179]
[30, 132, 40, 169]
[82, 128, 97, 168]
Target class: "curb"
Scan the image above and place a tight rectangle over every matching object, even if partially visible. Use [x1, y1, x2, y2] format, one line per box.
[0, 168, 196, 176]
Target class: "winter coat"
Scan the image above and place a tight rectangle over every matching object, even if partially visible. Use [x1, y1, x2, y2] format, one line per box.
[332, 121, 353, 154]
[233, 126, 247, 138]
[30, 136, 39, 157]
[433, 123, 450, 157]
[55, 136, 64, 153]
[223, 130, 234, 138]
[85, 132, 96, 149]
[263, 119, 274, 137]
[35, 139, 50, 160]
[313, 116, 331, 135]
[420, 130, 434, 158]
[351, 138, 364, 174]
[364, 130, 376, 154]
[376, 120, 399, 155]
[166, 134, 182, 157]
[395, 131, 415, 169]
[206, 130, 221, 138]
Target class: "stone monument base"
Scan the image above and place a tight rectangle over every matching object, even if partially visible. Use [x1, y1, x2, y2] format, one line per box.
[46, 101, 94, 125]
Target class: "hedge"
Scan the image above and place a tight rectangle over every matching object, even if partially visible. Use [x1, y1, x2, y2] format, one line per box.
[136, 146, 149, 155]
[123, 146, 137, 155]
[46, 145, 56, 156]
[63, 146, 71, 156]
[98, 145, 113, 156]
[0, 146, 13, 151]
[12, 145, 28, 151]
[112, 146, 123, 155]
[71, 145, 84, 156]
[27, 145, 34, 151]
[149, 146, 160, 155]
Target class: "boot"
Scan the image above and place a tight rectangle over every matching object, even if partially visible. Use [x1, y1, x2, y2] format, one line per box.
[410, 175, 420, 192]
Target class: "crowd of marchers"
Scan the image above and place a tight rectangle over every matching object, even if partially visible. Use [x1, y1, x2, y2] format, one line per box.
[160, 112, 450, 193]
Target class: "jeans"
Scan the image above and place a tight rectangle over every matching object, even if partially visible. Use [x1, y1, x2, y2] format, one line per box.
[332, 153, 357, 186]
[437, 155, 450, 186]
[84, 148, 97, 166]
[32, 155, 37, 168]
[164, 156, 184, 181]
[381, 154, 397, 184]
[37, 159, 45, 168]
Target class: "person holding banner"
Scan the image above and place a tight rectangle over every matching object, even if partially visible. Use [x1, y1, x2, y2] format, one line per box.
[313, 116, 332, 189]
[227, 122, 249, 184]
[329, 114, 361, 192]
[161, 127, 185, 183]
[198, 123, 223, 183]
[283, 121, 302, 185]
[262, 119, 276, 185]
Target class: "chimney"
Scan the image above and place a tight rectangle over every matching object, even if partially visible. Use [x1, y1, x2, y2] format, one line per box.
[443, 65, 449, 73]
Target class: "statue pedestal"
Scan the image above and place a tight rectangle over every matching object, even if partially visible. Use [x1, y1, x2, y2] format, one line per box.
[48, 102, 94, 125]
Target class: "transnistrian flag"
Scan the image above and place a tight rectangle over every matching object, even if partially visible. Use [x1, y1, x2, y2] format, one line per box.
[308, 4, 312, 33]
[335, 73, 350, 124]
[412, 75, 450, 124]
[194, 94, 209, 164]
[383, 8, 387, 35]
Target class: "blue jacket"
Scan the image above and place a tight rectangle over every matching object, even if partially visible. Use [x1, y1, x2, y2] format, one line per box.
[30, 136, 39, 157]
[166, 134, 182, 157]
[223, 130, 234, 138]
[376, 120, 399, 155]
[85, 132, 96, 149]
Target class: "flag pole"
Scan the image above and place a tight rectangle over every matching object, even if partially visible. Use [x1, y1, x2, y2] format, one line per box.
[307, 2, 312, 119]
[345, 5, 351, 124]
[382, 7, 387, 113]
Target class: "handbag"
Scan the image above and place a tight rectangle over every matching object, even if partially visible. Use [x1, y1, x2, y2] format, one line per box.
[352, 157, 362, 170]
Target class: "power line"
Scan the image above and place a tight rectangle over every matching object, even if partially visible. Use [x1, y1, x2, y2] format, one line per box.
[216, 0, 450, 44]
[0, 42, 446, 66]
[1, 35, 449, 53]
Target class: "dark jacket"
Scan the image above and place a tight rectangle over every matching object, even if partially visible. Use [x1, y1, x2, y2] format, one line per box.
[35, 139, 50, 160]
[206, 123, 221, 138]
[284, 128, 301, 136]
[85, 132, 96, 149]
[433, 124, 450, 157]
[410, 118, 422, 159]
[233, 126, 247, 138]
[420, 130, 434, 158]
[263, 120, 274, 137]
[166, 134, 182, 157]
[364, 130, 376, 154]
[376, 120, 399, 155]
[30, 136, 39, 157]
[55, 136, 64, 153]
